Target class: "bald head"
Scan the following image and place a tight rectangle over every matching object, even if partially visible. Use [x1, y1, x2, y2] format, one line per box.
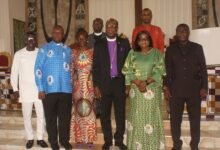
[93, 18, 104, 33]
[141, 8, 152, 25]
[105, 18, 118, 39]
[176, 23, 190, 44]
[52, 25, 64, 43]
[176, 24, 190, 33]
[25, 32, 37, 51]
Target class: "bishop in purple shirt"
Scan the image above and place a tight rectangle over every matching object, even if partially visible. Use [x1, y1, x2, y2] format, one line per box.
[107, 37, 118, 77]
[93, 18, 131, 150]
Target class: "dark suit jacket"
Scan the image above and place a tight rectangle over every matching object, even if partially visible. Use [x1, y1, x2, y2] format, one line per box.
[165, 41, 208, 97]
[92, 36, 131, 94]
[88, 32, 106, 49]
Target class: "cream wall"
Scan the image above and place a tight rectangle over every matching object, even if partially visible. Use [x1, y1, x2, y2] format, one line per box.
[0, 0, 192, 53]
[88, 0, 135, 42]
[0, 0, 25, 54]
[9, 0, 26, 54]
[89, 0, 192, 46]
[142, 0, 192, 46]
[0, 0, 11, 52]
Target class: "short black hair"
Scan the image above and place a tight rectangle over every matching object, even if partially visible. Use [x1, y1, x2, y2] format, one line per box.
[106, 18, 118, 29]
[25, 32, 36, 44]
[75, 28, 88, 39]
[134, 30, 153, 51]
[142, 8, 152, 14]
[53, 25, 64, 34]
[142, 8, 152, 17]
[176, 23, 190, 32]
[93, 18, 103, 24]
[26, 32, 36, 38]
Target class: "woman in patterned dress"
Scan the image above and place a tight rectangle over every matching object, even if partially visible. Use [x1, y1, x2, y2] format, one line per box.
[70, 29, 96, 146]
[122, 30, 165, 150]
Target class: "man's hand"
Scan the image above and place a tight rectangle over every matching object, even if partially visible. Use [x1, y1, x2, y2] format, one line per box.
[94, 87, 102, 99]
[38, 91, 45, 100]
[164, 86, 172, 100]
[200, 88, 207, 99]
[14, 91, 19, 100]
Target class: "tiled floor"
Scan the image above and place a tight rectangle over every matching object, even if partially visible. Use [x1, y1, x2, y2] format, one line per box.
[0, 110, 220, 150]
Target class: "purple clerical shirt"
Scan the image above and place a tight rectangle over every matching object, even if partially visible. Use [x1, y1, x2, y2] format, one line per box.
[107, 40, 118, 77]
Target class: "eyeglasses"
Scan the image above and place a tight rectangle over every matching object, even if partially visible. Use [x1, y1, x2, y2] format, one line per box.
[139, 38, 148, 41]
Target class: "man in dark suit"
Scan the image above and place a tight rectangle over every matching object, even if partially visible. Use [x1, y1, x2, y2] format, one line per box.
[93, 18, 130, 150]
[164, 24, 208, 150]
[88, 18, 106, 49]
[88, 18, 106, 118]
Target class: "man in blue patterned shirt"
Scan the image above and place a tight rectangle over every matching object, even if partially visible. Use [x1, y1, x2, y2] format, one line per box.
[35, 25, 72, 150]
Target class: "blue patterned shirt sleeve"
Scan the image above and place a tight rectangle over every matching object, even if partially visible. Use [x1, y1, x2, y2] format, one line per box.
[66, 47, 71, 65]
[34, 46, 47, 92]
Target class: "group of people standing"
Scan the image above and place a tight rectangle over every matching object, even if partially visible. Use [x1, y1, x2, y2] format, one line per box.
[10, 8, 207, 150]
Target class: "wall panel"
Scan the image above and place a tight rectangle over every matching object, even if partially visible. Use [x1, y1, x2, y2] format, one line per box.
[89, 0, 135, 41]
[142, 0, 192, 46]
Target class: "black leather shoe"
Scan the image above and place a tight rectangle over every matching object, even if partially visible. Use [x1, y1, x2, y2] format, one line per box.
[61, 142, 72, 150]
[37, 140, 48, 148]
[172, 140, 183, 150]
[190, 146, 199, 150]
[26, 140, 34, 149]
[115, 143, 127, 150]
[51, 143, 59, 150]
[172, 147, 182, 150]
[102, 143, 112, 150]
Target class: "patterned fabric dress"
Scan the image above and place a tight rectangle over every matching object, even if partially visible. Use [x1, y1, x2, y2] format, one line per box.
[70, 48, 96, 143]
[122, 49, 166, 150]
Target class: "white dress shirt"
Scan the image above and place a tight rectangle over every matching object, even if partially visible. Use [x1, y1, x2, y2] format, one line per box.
[11, 47, 40, 102]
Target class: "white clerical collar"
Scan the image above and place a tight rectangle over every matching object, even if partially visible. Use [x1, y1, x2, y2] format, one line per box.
[52, 41, 62, 46]
[107, 37, 116, 42]
[94, 32, 102, 36]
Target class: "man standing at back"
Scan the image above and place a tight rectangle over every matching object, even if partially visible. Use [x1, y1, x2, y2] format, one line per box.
[164, 24, 208, 150]
[88, 18, 106, 118]
[88, 18, 106, 49]
[93, 18, 130, 150]
[34, 25, 72, 150]
[132, 8, 164, 52]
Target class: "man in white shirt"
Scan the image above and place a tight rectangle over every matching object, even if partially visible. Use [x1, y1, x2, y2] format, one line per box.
[10, 32, 48, 149]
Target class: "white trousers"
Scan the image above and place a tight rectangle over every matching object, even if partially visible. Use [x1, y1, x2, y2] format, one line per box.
[22, 101, 45, 140]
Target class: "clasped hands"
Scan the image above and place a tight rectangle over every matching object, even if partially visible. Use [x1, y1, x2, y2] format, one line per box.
[134, 80, 148, 93]
[125, 78, 154, 96]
